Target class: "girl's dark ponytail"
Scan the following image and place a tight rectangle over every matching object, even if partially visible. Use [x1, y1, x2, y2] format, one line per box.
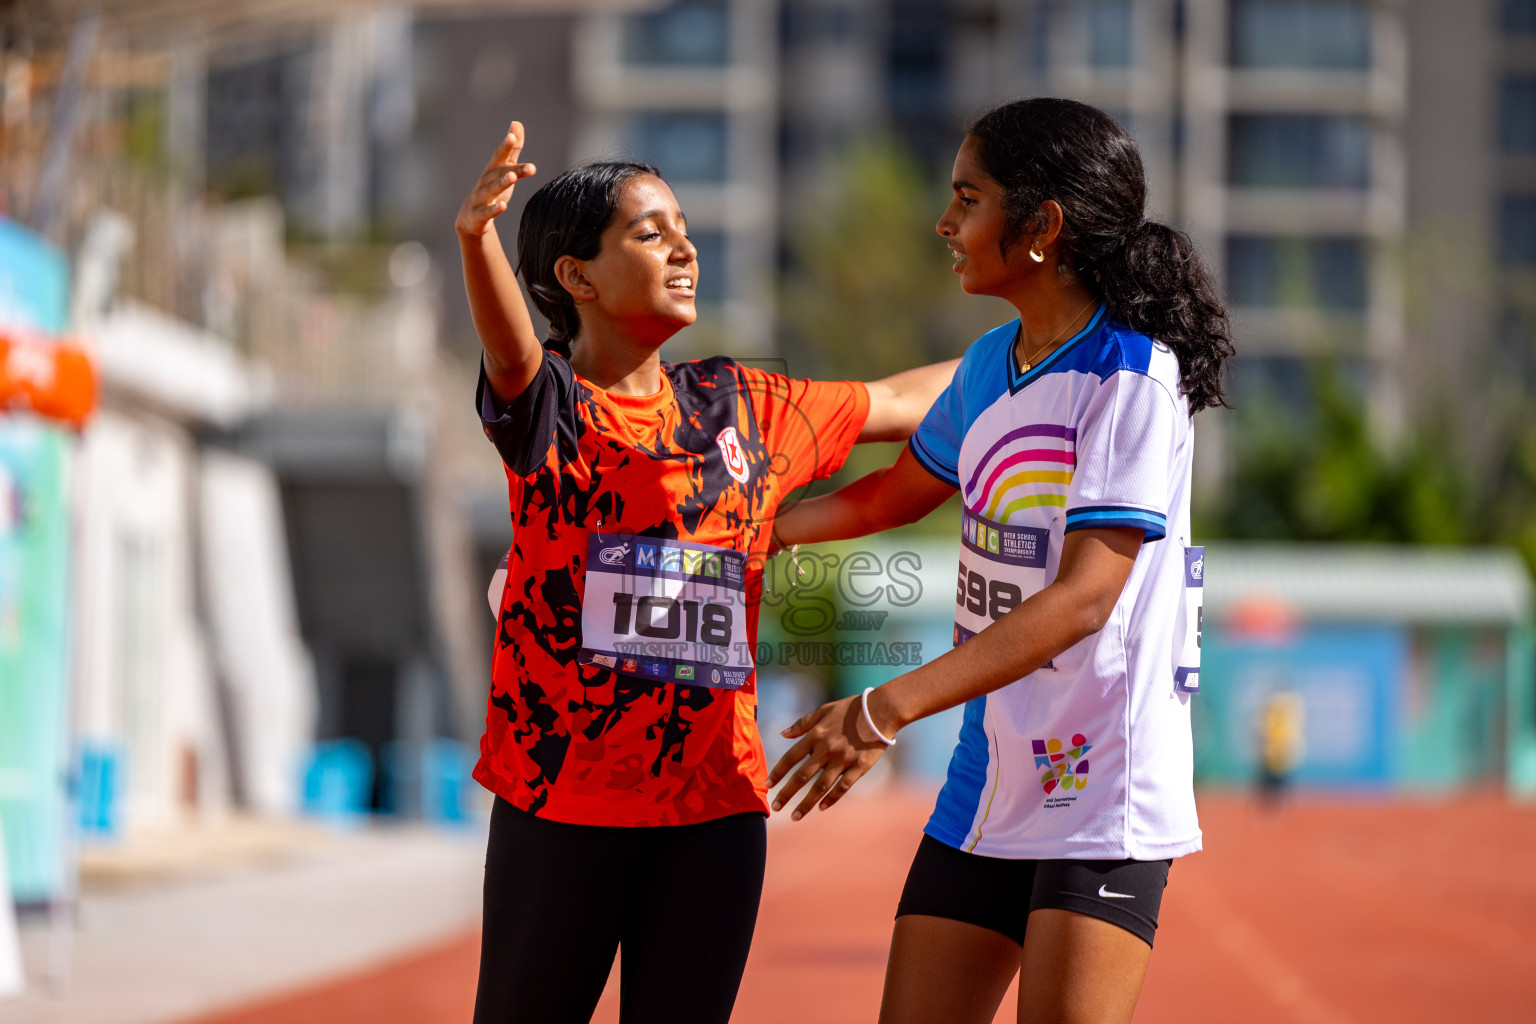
[1089, 219, 1233, 413]
[524, 280, 579, 358]
[515, 160, 660, 360]
[968, 99, 1234, 413]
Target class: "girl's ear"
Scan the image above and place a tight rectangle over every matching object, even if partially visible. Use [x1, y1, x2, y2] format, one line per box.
[1030, 200, 1066, 256]
[555, 255, 597, 303]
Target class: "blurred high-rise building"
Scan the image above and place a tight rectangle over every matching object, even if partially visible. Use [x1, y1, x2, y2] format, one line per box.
[967, 0, 1406, 487]
[181, 1, 1535, 465]
[769, 0, 1531, 491]
[571, 0, 781, 357]
[15, 0, 1526, 836]
[395, 0, 1530, 555]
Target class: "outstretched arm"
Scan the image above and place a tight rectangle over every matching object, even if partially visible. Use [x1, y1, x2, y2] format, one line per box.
[767, 526, 1143, 819]
[456, 121, 542, 405]
[858, 359, 959, 443]
[772, 447, 955, 548]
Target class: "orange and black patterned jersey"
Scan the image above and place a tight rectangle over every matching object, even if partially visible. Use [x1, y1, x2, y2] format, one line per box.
[475, 352, 869, 826]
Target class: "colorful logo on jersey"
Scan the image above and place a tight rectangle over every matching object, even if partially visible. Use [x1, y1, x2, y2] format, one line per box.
[962, 516, 1001, 554]
[716, 427, 750, 484]
[628, 542, 725, 580]
[1034, 734, 1091, 795]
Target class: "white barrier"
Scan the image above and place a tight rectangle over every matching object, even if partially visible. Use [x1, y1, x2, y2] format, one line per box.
[0, 818, 24, 1000]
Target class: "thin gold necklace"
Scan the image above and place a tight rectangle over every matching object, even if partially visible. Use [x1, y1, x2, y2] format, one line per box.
[1018, 299, 1097, 373]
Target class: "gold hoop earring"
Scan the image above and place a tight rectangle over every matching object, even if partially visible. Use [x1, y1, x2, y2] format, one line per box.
[1029, 248, 1045, 263]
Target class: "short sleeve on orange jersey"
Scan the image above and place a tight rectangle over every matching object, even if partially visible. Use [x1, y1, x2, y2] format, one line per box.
[737, 369, 869, 490]
[476, 351, 573, 476]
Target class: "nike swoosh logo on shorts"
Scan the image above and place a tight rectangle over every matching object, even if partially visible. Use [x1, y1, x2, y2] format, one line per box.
[1098, 884, 1134, 899]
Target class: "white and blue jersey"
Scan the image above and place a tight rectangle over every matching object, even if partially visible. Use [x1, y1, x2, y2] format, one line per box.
[910, 306, 1203, 861]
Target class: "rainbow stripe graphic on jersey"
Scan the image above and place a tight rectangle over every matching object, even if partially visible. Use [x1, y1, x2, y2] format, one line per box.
[961, 424, 1077, 521]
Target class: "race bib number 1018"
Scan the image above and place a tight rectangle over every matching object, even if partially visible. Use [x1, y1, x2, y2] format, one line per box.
[579, 534, 754, 690]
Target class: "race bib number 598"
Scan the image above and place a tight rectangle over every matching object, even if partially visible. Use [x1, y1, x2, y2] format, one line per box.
[953, 508, 1049, 646]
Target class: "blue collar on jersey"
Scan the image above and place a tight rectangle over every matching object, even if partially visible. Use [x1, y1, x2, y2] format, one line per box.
[1007, 302, 1109, 394]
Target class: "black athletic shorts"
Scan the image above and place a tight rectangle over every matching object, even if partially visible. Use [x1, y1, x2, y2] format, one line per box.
[895, 835, 1171, 948]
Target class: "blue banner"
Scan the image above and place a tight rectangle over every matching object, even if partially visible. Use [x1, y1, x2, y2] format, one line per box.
[1196, 624, 1405, 787]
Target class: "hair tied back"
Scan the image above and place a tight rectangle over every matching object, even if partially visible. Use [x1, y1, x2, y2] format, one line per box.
[966, 98, 1233, 412]
[514, 160, 661, 360]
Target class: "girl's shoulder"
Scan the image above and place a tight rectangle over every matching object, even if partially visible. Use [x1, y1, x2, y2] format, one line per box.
[948, 318, 1020, 393]
[1090, 320, 1181, 395]
[1082, 319, 1156, 377]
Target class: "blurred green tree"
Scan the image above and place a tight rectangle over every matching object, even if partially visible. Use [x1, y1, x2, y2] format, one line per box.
[777, 138, 1010, 533]
[1206, 359, 1536, 572]
[1204, 216, 1536, 573]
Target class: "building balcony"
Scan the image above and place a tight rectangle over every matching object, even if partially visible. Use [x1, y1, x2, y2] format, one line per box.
[1226, 305, 1370, 357]
[1222, 187, 1399, 237]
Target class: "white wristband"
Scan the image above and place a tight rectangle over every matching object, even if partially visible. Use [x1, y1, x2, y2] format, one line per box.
[860, 687, 897, 746]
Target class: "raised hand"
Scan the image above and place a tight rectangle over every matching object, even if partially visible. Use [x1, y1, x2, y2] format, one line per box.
[457, 120, 544, 403]
[456, 121, 538, 239]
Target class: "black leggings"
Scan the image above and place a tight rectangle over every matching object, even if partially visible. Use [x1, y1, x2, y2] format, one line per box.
[472, 798, 767, 1024]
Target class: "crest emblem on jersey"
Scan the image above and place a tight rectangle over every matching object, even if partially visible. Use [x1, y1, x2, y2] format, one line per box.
[1033, 734, 1092, 795]
[715, 427, 750, 485]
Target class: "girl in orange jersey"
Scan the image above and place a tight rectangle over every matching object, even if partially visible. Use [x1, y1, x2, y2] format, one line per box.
[456, 122, 954, 1024]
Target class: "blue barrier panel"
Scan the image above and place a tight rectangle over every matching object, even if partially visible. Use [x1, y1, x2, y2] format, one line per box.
[422, 739, 472, 825]
[301, 740, 374, 826]
[380, 740, 418, 818]
[76, 742, 122, 840]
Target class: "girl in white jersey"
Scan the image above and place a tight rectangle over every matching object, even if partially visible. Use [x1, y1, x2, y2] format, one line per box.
[767, 98, 1234, 1024]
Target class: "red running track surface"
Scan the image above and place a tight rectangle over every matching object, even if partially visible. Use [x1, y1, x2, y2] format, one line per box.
[180, 788, 1536, 1024]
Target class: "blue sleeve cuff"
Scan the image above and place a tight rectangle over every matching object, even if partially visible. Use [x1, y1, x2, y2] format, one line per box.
[1064, 505, 1167, 542]
[908, 435, 961, 489]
